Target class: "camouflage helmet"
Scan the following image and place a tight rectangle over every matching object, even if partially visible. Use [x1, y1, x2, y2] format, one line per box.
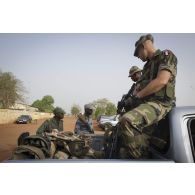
[134, 34, 154, 57]
[53, 107, 65, 115]
[128, 66, 142, 77]
[84, 104, 93, 110]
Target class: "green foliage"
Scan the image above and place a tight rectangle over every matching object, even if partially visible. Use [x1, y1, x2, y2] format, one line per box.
[0, 71, 26, 108]
[94, 106, 106, 119]
[42, 95, 54, 105]
[31, 95, 54, 112]
[71, 104, 81, 115]
[91, 98, 117, 119]
[105, 102, 117, 115]
[31, 100, 41, 109]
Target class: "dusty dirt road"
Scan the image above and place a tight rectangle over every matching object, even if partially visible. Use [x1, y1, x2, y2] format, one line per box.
[0, 116, 103, 162]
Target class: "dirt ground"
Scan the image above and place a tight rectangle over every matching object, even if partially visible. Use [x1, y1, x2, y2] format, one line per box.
[0, 116, 104, 162]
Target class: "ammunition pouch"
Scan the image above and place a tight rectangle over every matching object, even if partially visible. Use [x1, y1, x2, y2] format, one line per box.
[155, 82, 175, 102]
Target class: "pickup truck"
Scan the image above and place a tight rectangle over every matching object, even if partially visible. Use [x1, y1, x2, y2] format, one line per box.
[91, 106, 195, 163]
[8, 106, 195, 163]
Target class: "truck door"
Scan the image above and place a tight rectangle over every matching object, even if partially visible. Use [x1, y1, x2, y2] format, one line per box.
[148, 114, 171, 160]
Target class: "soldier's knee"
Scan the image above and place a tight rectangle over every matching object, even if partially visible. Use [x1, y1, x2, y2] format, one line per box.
[120, 116, 130, 126]
[119, 116, 134, 133]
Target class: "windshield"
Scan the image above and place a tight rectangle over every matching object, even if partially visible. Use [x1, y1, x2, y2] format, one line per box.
[20, 115, 29, 118]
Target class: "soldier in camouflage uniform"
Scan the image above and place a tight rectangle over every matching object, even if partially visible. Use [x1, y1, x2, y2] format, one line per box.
[74, 104, 94, 135]
[36, 107, 65, 135]
[128, 65, 142, 95]
[118, 34, 177, 159]
[117, 66, 142, 114]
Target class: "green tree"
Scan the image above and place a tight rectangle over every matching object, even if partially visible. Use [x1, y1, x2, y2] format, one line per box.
[71, 104, 81, 116]
[41, 95, 55, 112]
[31, 95, 55, 112]
[0, 71, 26, 108]
[31, 100, 41, 108]
[90, 98, 117, 119]
[94, 106, 106, 119]
[105, 102, 117, 115]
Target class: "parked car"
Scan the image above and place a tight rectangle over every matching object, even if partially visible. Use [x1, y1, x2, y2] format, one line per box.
[98, 115, 119, 130]
[97, 115, 109, 122]
[16, 115, 32, 124]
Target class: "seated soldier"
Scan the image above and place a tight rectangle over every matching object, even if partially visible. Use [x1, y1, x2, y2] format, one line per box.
[117, 65, 142, 115]
[36, 107, 65, 136]
[74, 104, 94, 135]
[117, 34, 177, 159]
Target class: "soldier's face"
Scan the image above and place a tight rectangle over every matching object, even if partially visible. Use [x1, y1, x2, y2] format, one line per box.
[85, 108, 93, 116]
[131, 74, 137, 82]
[55, 112, 64, 119]
[137, 47, 148, 62]
[131, 72, 141, 82]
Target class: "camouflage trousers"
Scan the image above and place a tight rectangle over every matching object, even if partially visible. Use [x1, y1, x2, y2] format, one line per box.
[118, 101, 172, 159]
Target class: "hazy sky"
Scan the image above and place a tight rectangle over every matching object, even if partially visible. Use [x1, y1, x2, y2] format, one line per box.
[0, 33, 195, 113]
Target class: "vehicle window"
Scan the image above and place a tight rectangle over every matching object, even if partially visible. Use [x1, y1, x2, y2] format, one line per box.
[187, 118, 195, 159]
[149, 114, 170, 154]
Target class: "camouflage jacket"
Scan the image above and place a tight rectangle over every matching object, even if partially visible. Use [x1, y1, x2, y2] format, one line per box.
[138, 49, 177, 107]
[36, 117, 64, 135]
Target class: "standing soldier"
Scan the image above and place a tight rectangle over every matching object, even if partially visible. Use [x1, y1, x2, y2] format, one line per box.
[117, 66, 142, 114]
[118, 34, 177, 159]
[36, 107, 65, 135]
[74, 104, 94, 134]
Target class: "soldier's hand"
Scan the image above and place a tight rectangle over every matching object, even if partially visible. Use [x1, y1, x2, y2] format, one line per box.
[117, 101, 125, 109]
[48, 129, 59, 137]
[124, 95, 142, 109]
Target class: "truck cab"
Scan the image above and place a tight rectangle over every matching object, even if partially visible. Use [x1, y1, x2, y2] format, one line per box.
[149, 106, 195, 162]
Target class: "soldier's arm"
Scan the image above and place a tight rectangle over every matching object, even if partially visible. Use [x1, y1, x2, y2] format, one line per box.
[137, 70, 171, 98]
[137, 51, 177, 99]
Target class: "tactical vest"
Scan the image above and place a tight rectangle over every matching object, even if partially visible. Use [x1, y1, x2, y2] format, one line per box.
[139, 49, 177, 106]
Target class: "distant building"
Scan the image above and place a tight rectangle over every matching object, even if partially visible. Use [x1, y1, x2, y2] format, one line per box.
[9, 103, 39, 112]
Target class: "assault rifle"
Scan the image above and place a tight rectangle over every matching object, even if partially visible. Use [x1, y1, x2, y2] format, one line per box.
[117, 84, 135, 115]
[108, 124, 120, 159]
